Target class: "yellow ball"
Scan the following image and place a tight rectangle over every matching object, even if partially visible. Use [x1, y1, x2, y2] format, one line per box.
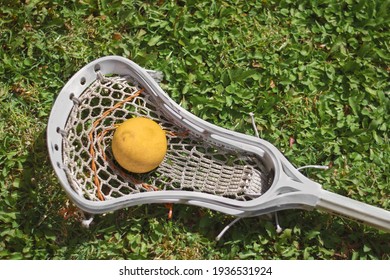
[112, 117, 167, 173]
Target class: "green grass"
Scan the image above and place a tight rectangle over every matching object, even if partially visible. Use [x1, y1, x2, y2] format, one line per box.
[0, 0, 389, 259]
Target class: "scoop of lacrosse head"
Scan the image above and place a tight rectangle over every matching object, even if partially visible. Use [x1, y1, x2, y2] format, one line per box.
[47, 56, 390, 233]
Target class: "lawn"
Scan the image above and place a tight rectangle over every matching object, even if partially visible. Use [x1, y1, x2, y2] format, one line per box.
[0, 0, 389, 259]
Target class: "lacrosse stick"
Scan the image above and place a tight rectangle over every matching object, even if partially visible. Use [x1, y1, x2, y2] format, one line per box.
[47, 56, 390, 238]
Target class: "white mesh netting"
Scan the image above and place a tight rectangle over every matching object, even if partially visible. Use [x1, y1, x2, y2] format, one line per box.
[62, 74, 272, 202]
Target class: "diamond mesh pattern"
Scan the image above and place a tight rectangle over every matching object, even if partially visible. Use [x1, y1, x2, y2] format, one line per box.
[63, 75, 271, 202]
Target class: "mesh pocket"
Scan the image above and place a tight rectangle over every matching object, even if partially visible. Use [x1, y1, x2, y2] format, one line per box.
[63, 75, 271, 201]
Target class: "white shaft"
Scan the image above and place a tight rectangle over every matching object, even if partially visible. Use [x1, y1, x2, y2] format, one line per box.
[317, 189, 390, 232]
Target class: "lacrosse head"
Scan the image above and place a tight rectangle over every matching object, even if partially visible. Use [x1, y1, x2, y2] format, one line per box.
[47, 56, 323, 217]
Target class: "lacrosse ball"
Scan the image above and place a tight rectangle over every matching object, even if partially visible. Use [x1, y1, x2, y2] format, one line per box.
[112, 117, 167, 173]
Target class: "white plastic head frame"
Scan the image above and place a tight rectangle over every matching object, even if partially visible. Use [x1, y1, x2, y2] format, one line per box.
[47, 56, 390, 232]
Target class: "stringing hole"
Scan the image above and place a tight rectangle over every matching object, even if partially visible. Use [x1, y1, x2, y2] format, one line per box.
[94, 64, 101, 72]
[80, 77, 86, 85]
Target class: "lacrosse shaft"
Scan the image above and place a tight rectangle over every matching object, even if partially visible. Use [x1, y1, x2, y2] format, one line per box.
[317, 189, 390, 232]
